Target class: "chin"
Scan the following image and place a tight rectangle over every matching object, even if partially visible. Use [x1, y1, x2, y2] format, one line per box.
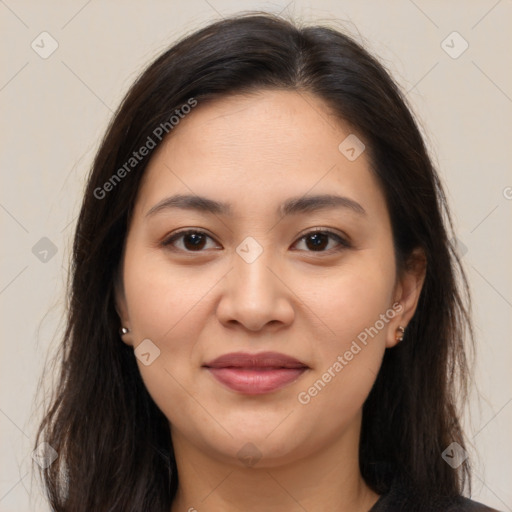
[202, 426, 309, 468]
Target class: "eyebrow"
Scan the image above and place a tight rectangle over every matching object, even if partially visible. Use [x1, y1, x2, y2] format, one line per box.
[145, 193, 367, 218]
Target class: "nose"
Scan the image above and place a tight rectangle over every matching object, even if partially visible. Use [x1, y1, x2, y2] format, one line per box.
[215, 247, 295, 332]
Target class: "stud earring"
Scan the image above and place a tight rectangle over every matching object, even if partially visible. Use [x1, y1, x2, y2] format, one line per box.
[396, 326, 405, 342]
[119, 326, 130, 336]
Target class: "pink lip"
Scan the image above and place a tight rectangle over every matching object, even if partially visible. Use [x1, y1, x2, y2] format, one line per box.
[203, 351, 309, 395]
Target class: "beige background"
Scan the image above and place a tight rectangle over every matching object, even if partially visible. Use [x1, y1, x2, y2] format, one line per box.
[1, 1, 511, 510]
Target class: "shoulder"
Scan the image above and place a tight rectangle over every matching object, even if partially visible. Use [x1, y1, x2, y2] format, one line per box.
[447, 496, 502, 511]
[369, 482, 502, 512]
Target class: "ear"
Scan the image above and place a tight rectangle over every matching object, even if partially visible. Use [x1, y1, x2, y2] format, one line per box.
[114, 267, 134, 347]
[386, 247, 427, 348]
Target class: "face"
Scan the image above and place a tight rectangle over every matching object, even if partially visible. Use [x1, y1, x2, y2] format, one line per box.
[116, 90, 424, 468]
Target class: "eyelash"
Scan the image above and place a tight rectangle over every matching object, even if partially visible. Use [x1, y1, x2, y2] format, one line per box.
[160, 228, 351, 254]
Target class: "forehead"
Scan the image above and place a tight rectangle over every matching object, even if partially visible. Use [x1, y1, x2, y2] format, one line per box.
[158, 90, 349, 169]
[134, 90, 387, 222]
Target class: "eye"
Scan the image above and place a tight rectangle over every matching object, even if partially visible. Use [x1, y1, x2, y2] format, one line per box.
[161, 229, 219, 252]
[161, 228, 350, 254]
[292, 229, 351, 253]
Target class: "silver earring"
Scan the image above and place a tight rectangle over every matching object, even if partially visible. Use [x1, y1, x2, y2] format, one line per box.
[119, 326, 130, 336]
[396, 326, 405, 342]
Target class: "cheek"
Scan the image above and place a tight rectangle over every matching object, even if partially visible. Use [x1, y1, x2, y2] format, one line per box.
[295, 255, 395, 414]
[123, 243, 212, 343]
[121, 249, 212, 424]
[121, 245, 211, 393]
[305, 253, 395, 347]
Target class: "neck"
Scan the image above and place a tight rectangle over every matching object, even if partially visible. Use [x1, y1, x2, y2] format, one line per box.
[170, 416, 380, 512]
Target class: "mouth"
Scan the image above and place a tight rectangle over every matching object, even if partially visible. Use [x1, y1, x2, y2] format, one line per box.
[202, 351, 309, 395]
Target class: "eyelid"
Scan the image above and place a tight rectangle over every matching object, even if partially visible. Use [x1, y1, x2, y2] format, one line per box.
[161, 228, 220, 250]
[160, 227, 351, 253]
[295, 227, 351, 247]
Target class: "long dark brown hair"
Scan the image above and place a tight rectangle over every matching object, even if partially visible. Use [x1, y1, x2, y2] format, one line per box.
[34, 12, 474, 511]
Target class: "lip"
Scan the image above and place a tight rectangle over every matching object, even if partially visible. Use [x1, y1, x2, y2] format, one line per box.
[203, 351, 309, 395]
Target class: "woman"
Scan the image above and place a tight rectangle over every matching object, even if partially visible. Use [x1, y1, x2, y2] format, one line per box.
[34, 12, 500, 512]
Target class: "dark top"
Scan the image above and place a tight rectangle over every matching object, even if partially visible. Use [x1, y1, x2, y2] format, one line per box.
[368, 478, 501, 512]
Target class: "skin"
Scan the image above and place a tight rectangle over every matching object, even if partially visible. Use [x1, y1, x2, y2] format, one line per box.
[115, 90, 426, 512]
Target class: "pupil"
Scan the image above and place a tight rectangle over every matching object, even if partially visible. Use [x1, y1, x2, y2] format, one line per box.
[185, 233, 205, 250]
[307, 233, 327, 251]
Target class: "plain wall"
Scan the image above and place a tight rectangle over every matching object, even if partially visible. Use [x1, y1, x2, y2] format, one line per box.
[0, 1, 511, 510]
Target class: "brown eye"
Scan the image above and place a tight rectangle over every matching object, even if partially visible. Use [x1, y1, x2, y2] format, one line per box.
[161, 230, 218, 252]
[293, 230, 350, 253]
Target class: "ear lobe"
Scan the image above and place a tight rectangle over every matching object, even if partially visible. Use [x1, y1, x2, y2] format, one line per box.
[386, 248, 427, 348]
